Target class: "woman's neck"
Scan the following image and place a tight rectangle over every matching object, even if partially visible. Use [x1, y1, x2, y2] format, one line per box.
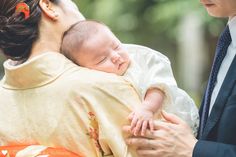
[29, 37, 61, 60]
[28, 16, 65, 60]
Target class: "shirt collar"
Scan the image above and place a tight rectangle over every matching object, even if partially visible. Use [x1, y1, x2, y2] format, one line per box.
[228, 16, 236, 48]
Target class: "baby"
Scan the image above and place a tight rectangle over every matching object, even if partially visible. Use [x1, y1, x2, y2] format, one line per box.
[61, 20, 199, 136]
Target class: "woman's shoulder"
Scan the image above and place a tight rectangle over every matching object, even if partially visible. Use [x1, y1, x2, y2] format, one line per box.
[62, 66, 131, 89]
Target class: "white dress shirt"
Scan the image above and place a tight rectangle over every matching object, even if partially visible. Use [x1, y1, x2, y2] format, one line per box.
[209, 16, 236, 115]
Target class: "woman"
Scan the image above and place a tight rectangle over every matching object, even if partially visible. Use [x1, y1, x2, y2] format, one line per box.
[0, 0, 142, 156]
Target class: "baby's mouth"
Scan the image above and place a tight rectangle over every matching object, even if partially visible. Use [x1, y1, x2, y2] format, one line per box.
[118, 60, 127, 70]
[118, 62, 124, 70]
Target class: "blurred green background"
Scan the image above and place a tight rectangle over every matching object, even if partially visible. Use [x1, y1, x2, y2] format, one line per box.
[0, 0, 228, 107]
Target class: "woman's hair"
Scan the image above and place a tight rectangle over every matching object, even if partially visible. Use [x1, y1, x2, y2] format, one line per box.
[0, 0, 58, 60]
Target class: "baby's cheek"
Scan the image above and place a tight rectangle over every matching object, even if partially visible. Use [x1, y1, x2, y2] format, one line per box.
[96, 63, 117, 73]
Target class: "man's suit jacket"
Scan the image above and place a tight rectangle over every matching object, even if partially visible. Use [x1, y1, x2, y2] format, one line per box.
[193, 55, 236, 156]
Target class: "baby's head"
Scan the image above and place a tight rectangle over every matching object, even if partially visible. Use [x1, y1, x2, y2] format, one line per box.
[61, 20, 130, 75]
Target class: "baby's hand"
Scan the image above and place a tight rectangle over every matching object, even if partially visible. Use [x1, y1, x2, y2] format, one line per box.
[128, 106, 154, 136]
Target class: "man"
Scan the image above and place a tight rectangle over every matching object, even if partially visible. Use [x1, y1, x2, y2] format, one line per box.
[125, 0, 236, 157]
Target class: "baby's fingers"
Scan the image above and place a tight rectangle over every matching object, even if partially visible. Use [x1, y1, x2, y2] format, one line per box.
[128, 112, 135, 121]
[141, 120, 148, 136]
[149, 120, 154, 132]
[130, 117, 138, 131]
[134, 120, 143, 136]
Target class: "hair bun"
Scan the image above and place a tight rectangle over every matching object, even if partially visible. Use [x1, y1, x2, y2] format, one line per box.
[0, 0, 49, 60]
[0, 16, 8, 30]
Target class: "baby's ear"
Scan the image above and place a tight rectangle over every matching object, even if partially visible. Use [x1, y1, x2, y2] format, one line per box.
[38, 0, 59, 21]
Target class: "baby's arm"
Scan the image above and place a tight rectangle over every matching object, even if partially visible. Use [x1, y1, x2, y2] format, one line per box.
[128, 88, 165, 136]
[125, 44, 198, 136]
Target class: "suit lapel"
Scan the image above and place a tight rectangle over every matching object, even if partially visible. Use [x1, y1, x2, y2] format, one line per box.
[202, 55, 236, 138]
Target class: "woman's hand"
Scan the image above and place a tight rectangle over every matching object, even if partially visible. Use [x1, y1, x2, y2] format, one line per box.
[124, 111, 197, 157]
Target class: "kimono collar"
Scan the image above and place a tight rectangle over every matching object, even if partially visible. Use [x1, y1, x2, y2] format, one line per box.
[1, 52, 78, 89]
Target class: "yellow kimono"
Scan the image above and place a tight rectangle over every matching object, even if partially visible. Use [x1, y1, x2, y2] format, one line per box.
[0, 45, 142, 157]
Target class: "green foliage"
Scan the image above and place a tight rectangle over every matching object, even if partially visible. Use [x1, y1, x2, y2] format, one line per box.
[76, 0, 224, 42]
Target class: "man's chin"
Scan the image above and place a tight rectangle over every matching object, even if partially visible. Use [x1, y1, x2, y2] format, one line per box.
[207, 10, 231, 18]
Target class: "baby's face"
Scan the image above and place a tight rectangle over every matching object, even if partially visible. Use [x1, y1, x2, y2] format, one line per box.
[75, 26, 130, 75]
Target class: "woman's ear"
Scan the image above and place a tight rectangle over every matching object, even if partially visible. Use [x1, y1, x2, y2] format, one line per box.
[38, 0, 59, 21]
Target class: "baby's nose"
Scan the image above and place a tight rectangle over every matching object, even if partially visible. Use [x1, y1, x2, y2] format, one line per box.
[111, 54, 122, 63]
